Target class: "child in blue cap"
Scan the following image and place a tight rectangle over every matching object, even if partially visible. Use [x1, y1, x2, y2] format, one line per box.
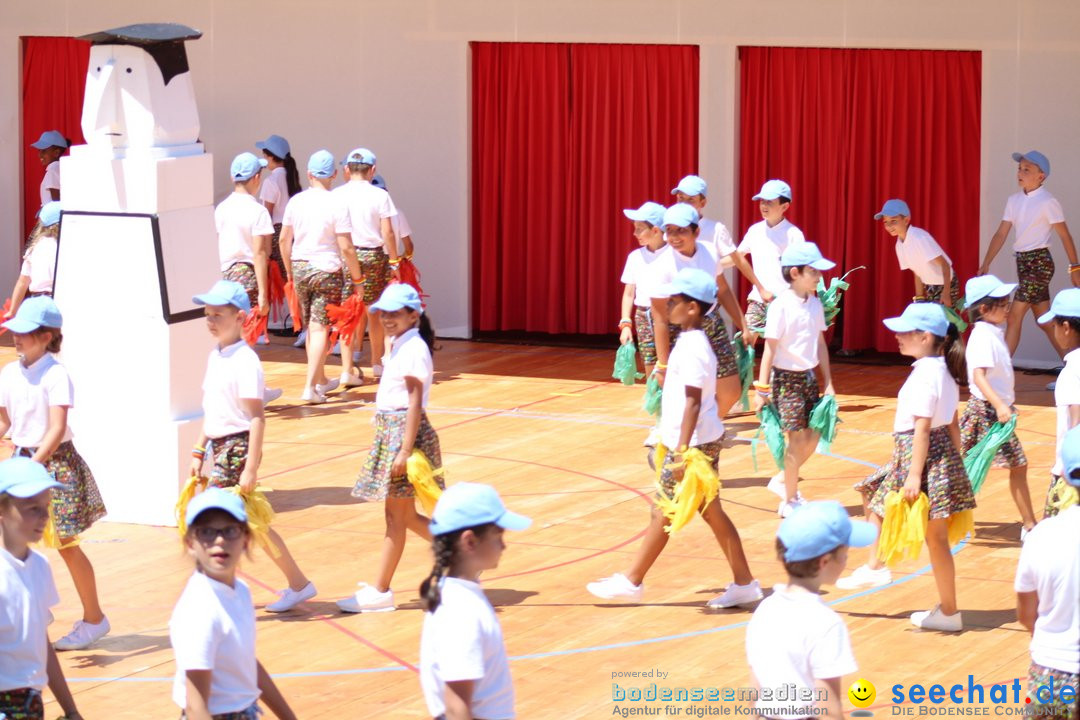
[875, 198, 960, 307]
[5, 202, 61, 322]
[0, 297, 110, 651]
[746, 500, 876, 719]
[1038, 288, 1080, 518]
[30, 130, 69, 207]
[618, 201, 668, 381]
[217, 152, 273, 326]
[840, 303, 975, 632]
[0, 458, 83, 720]
[255, 134, 303, 343]
[979, 151, 1080, 357]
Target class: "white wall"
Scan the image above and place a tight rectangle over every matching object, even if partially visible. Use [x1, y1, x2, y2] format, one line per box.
[3, 0, 1079, 365]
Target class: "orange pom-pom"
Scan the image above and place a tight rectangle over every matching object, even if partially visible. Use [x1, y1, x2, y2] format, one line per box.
[326, 292, 367, 351]
[283, 280, 302, 332]
[397, 258, 427, 306]
[267, 264, 286, 321]
[242, 312, 268, 347]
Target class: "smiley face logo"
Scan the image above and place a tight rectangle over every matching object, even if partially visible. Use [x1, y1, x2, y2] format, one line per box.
[848, 679, 876, 708]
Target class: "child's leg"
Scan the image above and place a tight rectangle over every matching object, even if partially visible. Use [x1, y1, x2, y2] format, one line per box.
[624, 505, 671, 585]
[699, 498, 754, 585]
[1004, 301, 1028, 355]
[405, 505, 433, 541]
[369, 310, 386, 369]
[925, 518, 958, 615]
[264, 528, 311, 591]
[57, 543, 105, 624]
[861, 509, 887, 571]
[715, 375, 741, 419]
[783, 428, 818, 501]
[375, 496, 415, 592]
[1009, 464, 1037, 530]
[305, 320, 331, 388]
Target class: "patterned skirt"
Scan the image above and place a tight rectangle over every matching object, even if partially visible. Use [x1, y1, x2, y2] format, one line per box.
[633, 305, 657, 367]
[657, 438, 724, 500]
[223, 261, 259, 308]
[15, 441, 106, 539]
[352, 410, 444, 501]
[206, 432, 251, 489]
[745, 299, 769, 333]
[960, 397, 1027, 468]
[292, 259, 345, 326]
[1015, 248, 1055, 305]
[701, 309, 739, 379]
[352, 248, 391, 304]
[856, 426, 976, 520]
[771, 367, 820, 432]
[1026, 661, 1078, 720]
[922, 274, 962, 306]
[0, 688, 43, 720]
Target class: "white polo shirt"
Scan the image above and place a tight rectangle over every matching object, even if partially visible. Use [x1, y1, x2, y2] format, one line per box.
[0, 354, 74, 448]
[1014, 505, 1080, 674]
[738, 219, 806, 302]
[333, 180, 397, 250]
[170, 571, 259, 715]
[1004, 186, 1066, 253]
[700, 217, 736, 259]
[0, 548, 59, 693]
[894, 356, 958, 432]
[763, 288, 826, 372]
[215, 192, 275, 272]
[39, 161, 60, 206]
[1052, 349, 1080, 477]
[895, 226, 953, 285]
[746, 586, 858, 720]
[660, 329, 724, 448]
[282, 188, 352, 273]
[649, 242, 719, 299]
[392, 208, 413, 251]
[620, 246, 665, 308]
[420, 577, 515, 720]
[201, 340, 264, 439]
[966, 321, 1015, 406]
[376, 328, 433, 411]
[20, 235, 58, 294]
[258, 166, 290, 225]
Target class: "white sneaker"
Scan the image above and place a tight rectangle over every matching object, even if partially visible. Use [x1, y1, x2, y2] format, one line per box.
[586, 573, 643, 601]
[911, 605, 963, 632]
[340, 370, 364, 388]
[266, 581, 317, 612]
[263, 387, 283, 404]
[707, 579, 763, 608]
[292, 330, 307, 348]
[767, 472, 786, 499]
[836, 564, 892, 590]
[1020, 526, 1031, 543]
[642, 426, 661, 448]
[54, 617, 111, 650]
[300, 386, 326, 404]
[336, 583, 396, 613]
[778, 496, 807, 518]
[372, 364, 383, 379]
[316, 378, 340, 395]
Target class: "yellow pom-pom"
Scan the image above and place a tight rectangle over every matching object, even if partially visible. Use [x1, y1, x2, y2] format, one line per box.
[654, 446, 721, 535]
[878, 491, 929, 566]
[406, 450, 445, 516]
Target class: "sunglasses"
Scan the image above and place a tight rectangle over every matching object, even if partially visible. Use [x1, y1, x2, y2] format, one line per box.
[193, 524, 245, 543]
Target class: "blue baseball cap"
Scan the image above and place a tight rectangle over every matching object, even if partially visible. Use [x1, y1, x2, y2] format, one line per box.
[660, 268, 718, 305]
[780, 241, 836, 270]
[964, 274, 1017, 308]
[230, 152, 267, 182]
[662, 203, 700, 228]
[30, 130, 69, 150]
[307, 150, 336, 178]
[1062, 426, 1080, 486]
[883, 302, 949, 336]
[752, 179, 792, 202]
[0, 457, 63, 498]
[1012, 150, 1050, 177]
[38, 201, 62, 227]
[1037, 288, 1080, 325]
[255, 134, 290, 160]
[370, 283, 423, 314]
[874, 198, 911, 220]
[371, 174, 387, 190]
[671, 175, 707, 197]
[193, 280, 252, 313]
[777, 500, 877, 562]
[344, 147, 376, 166]
[430, 482, 532, 535]
[185, 487, 248, 527]
[623, 201, 666, 228]
[2, 296, 63, 334]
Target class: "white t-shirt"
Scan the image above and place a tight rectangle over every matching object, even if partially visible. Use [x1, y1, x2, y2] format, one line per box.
[1004, 187, 1066, 253]
[201, 340, 264, 439]
[0, 354, 74, 448]
[258, 166, 290, 225]
[763, 288, 826, 372]
[0, 548, 59, 692]
[392, 208, 413, 245]
[700, 217, 736, 259]
[1014, 505, 1080, 674]
[746, 586, 858, 720]
[966, 321, 1015, 406]
[40, 161, 60, 207]
[620, 246, 666, 308]
[660, 329, 723, 448]
[376, 328, 433, 411]
[894, 356, 958, 432]
[420, 577, 515, 720]
[282, 188, 352, 273]
[20, 235, 58, 294]
[170, 572, 259, 715]
[738, 219, 806, 302]
[649, 243, 719, 299]
[215, 192, 275, 272]
[333, 180, 397, 250]
[1052, 348, 1080, 476]
[895, 226, 953, 286]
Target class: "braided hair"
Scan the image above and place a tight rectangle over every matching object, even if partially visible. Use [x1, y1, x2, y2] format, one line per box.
[420, 522, 497, 612]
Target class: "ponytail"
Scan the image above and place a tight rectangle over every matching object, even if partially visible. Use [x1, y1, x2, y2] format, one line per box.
[937, 323, 967, 385]
[419, 523, 497, 612]
[283, 153, 302, 197]
[418, 312, 437, 355]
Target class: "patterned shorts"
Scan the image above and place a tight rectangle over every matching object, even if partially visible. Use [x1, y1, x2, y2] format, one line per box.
[224, 262, 259, 308]
[856, 426, 977, 520]
[352, 410, 445, 501]
[771, 367, 820, 432]
[745, 299, 769, 333]
[1015, 248, 1055, 305]
[701, 309, 739, 379]
[16, 441, 106, 539]
[633, 306, 657, 366]
[1026, 661, 1078, 720]
[922, 274, 962, 306]
[1043, 474, 1079, 518]
[292, 259, 344, 326]
[353, 248, 391, 304]
[206, 432, 250, 489]
[960, 397, 1027, 468]
[656, 439, 724, 501]
[0, 688, 43, 720]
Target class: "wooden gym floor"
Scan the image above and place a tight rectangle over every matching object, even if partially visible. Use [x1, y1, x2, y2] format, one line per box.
[0, 337, 1060, 718]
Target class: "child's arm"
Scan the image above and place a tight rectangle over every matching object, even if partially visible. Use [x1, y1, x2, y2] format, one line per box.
[619, 284, 635, 345]
[678, 386, 703, 450]
[972, 368, 1012, 423]
[239, 399, 264, 493]
[444, 679, 476, 720]
[189, 431, 209, 479]
[818, 334, 835, 395]
[183, 669, 215, 720]
[391, 377, 424, 479]
[254, 233, 271, 316]
[380, 216, 399, 268]
[913, 274, 926, 300]
[730, 251, 771, 302]
[753, 338, 777, 413]
[948, 411, 964, 457]
[6, 274, 30, 318]
[932, 257, 953, 307]
[1052, 221, 1080, 287]
[1016, 591, 1038, 634]
[257, 660, 298, 720]
[335, 233, 364, 289]
[0, 406, 10, 441]
[715, 272, 749, 339]
[46, 643, 83, 720]
[650, 297, 672, 386]
[402, 231, 415, 258]
[904, 416, 932, 501]
[32, 405, 68, 464]
[979, 221, 1012, 275]
[1069, 403, 1080, 431]
[815, 676, 845, 718]
[278, 226, 294, 281]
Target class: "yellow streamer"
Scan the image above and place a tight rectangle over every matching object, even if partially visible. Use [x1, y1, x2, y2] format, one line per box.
[407, 450, 445, 516]
[947, 509, 975, 547]
[653, 443, 721, 534]
[878, 491, 929, 566]
[224, 486, 280, 559]
[1046, 476, 1079, 515]
[175, 475, 207, 538]
[40, 512, 61, 549]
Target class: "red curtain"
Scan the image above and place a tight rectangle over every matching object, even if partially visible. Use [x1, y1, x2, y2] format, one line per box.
[738, 47, 981, 352]
[472, 42, 699, 335]
[22, 37, 90, 239]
